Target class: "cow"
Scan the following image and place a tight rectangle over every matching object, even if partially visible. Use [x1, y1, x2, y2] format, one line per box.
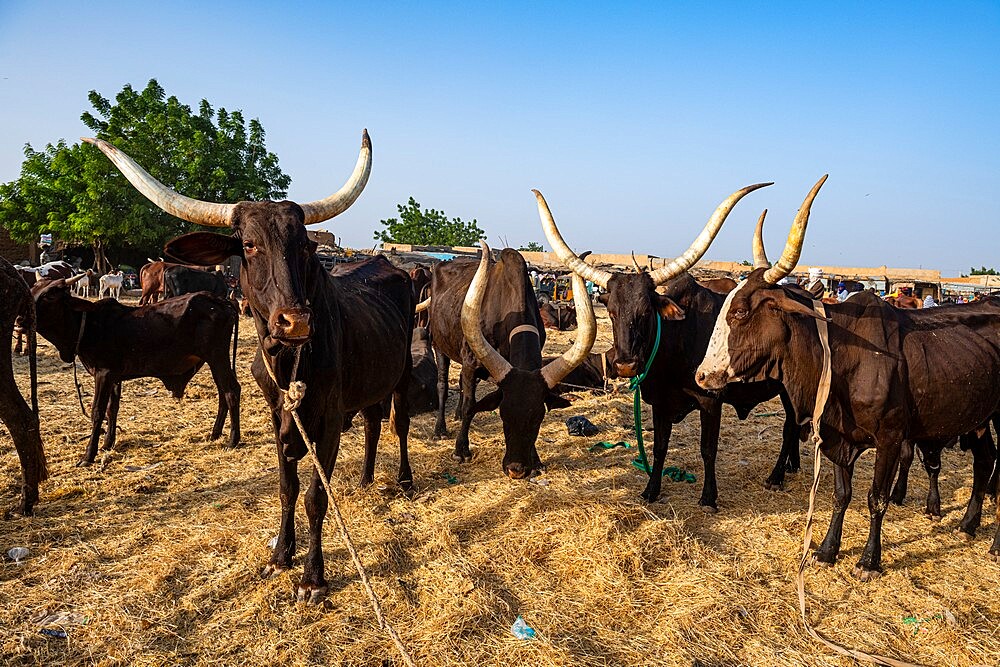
[538, 185, 805, 509]
[73, 270, 92, 298]
[696, 175, 1000, 576]
[539, 300, 578, 331]
[31, 274, 241, 466]
[163, 265, 228, 299]
[0, 257, 47, 515]
[99, 270, 124, 300]
[544, 349, 617, 394]
[15, 261, 73, 288]
[410, 266, 432, 328]
[428, 240, 596, 479]
[885, 293, 923, 309]
[138, 260, 174, 304]
[86, 130, 416, 604]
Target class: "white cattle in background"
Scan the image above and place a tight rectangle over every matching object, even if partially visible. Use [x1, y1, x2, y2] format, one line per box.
[71, 271, 91, 297]
[99, 271, 124, 300]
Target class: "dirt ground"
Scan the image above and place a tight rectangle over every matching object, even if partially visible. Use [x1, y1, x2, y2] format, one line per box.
[2, 301, 999, 666]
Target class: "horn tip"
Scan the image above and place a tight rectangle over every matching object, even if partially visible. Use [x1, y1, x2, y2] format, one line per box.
[361, 129, 371, 149]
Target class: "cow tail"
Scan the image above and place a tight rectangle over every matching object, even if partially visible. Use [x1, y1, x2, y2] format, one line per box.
[28, 305, 38, 417]
[231, 305, 239, 376]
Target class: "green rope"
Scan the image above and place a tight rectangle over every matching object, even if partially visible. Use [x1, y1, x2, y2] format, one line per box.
[629, 315, 662, 476]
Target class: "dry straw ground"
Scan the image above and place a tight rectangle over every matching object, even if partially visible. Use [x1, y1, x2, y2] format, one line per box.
[2, 302, 999, 667]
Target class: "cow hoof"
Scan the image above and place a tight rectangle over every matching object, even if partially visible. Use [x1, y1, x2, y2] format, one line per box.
[296, 584, 327, 604]
[261, 563, 289, 579]
[957, 529, 975, 542]
[925, 513, 942, 522]
[639, 488, 660, 503]
[75, 458, 93, 468]
[989, 550, 1000, 562]
[852, 566, 881, 581]
[764, 479, 783, 491]
[699, 503, 719, 514]
[452, 452, 473, 463]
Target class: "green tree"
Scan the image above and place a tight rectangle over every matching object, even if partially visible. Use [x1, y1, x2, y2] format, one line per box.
[518, 242, 543, 252]
[0, 79, 290, 272]
[969, 266, 998, 276]
[374, 197, 486, 246]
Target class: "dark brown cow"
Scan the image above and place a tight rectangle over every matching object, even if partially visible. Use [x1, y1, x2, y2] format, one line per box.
[538, 300, 578, 331]
[539, 186, 805, 509]
[428, 242, 595, 479]
[544, 349, 617, 394]
[0, 257, 47, 515]
[87, 131, 415, 603]
[410, 266, 432, 328]
[32, 276, 241, 465]
[696, 175, 1000, 576]
[163, 264, 228, 299]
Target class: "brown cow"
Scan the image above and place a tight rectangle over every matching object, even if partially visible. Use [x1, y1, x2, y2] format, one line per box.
[697, 175, 1000, 576]
[538, 300, 577, 331]
[138, 260, 175, 304]
[87, 130, 415, 604]
[0, 257, 47, 515]
[428, 242, 595, 479]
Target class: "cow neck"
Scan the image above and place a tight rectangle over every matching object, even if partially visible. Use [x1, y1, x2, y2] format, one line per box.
[780, 307, 832, 426]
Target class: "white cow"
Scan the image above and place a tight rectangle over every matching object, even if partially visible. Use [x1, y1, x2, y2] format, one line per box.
[99, 271, 124, 300]
[72, 271, 91, 297]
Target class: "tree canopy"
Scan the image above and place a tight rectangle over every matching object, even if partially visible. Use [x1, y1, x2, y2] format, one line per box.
[518, 242, 543, 252]
[374, 197, 486, 247]
[968, 266, 998, 276]
[0, 79, 290, 271]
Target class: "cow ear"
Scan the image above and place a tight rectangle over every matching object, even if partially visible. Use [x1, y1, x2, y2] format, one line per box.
[544, 392, 572, 410]
[165, 232, 242, 266]
[655, 295, 685, 320]
[597, 293, 610, 306]
[767, 293, 830, 320]
[473, 389, 503, 413]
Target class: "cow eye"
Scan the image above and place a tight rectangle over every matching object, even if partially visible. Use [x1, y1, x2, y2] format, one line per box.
[243, 240, 257, 255]
[732, 307, 749, 320]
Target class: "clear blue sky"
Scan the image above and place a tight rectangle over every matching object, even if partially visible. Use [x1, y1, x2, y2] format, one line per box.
[1, 1, 997, 276]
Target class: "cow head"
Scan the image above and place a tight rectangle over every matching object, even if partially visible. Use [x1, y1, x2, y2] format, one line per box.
[82, 132, 371, 349]
[536, 184, 772, 378]
[695, 176, 828, 391]
[30, 273, 93, 363]
[462, 242, 596, 479]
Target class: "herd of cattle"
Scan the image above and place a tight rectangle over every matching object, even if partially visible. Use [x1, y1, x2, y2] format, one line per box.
[2, 132, 998, 603]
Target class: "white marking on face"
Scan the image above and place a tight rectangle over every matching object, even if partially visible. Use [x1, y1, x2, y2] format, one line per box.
[696, 279, 747, 389]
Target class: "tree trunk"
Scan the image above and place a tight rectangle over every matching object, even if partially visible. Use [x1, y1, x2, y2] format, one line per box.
[92, 239, 110, 275]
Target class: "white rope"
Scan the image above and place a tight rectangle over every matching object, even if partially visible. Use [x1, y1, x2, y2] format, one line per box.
[260, 343, 417, 667]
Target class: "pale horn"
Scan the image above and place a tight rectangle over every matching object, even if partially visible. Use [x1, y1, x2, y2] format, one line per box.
[461, 242, 513, 382]
[540, 270, 597, 390]
[534, 190, 614, 288]
[762, 175, 828, 284]
[82, 137, 234, 227]
[299, 129, 372, 225]
[752, 209, 770, 269]
[64, 271, 90, 286]
[414, 297, 431, 313]
[647, 182, 774, 286]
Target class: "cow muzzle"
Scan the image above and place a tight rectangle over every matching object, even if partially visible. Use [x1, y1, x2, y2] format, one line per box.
[695, 367, 730, 391]
[614, 358, 640, 378]
[270, 307, 313, 344]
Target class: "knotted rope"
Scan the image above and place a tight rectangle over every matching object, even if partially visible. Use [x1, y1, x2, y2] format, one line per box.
[259, 343, 417, 667]
[796, 300, 924, 667]
[630, 315, 662, 475]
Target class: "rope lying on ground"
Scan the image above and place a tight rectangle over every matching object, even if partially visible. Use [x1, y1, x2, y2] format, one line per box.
[797, 300, 925, 667]
[259, 343, 417, 667]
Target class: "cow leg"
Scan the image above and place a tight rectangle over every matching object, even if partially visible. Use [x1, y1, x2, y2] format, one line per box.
[0, 354, 46, 515]
[815, 462, 854, 565]
[433, 350, 450, 438]
[765, 393, 801, 490]
[299, 427, 341, 603]
[640, 407, 672, 503]
[264, 412, 299, 576]
[391, 378, 414, 493]
[697, 404, 721, 512]
[81, 372, 113, 466]
[209, 359, 241, 447]
[359, 404, 383, 488]
[453, 366, 477, 463]
[920, 444, 942, 520]
[958, 432, 995, 537]
[889, 440, 914, 506]
[102, 381, 122, 452]
[854, 442, 901, 579]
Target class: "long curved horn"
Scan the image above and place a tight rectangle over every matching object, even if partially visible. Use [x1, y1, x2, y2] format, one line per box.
[762, 175, 828, 284]
[461, 242, 513, 382]
[534, 190, 613, 288]
[299, 130, 372, 225]
[541, 271, 597, 389]
[648, 182, 773, 286]
[752, 209, 770, 269]
[64, 272, 88, 286]
[414, 297, 431, 313]
[82, 137, 234, 227]
[631, 251, 643, 274]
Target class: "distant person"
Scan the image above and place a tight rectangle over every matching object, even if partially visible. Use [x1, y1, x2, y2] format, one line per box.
[923, 294, 936, 308]
[836, 281, 849, 302]
[957, 295, 967, 304]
